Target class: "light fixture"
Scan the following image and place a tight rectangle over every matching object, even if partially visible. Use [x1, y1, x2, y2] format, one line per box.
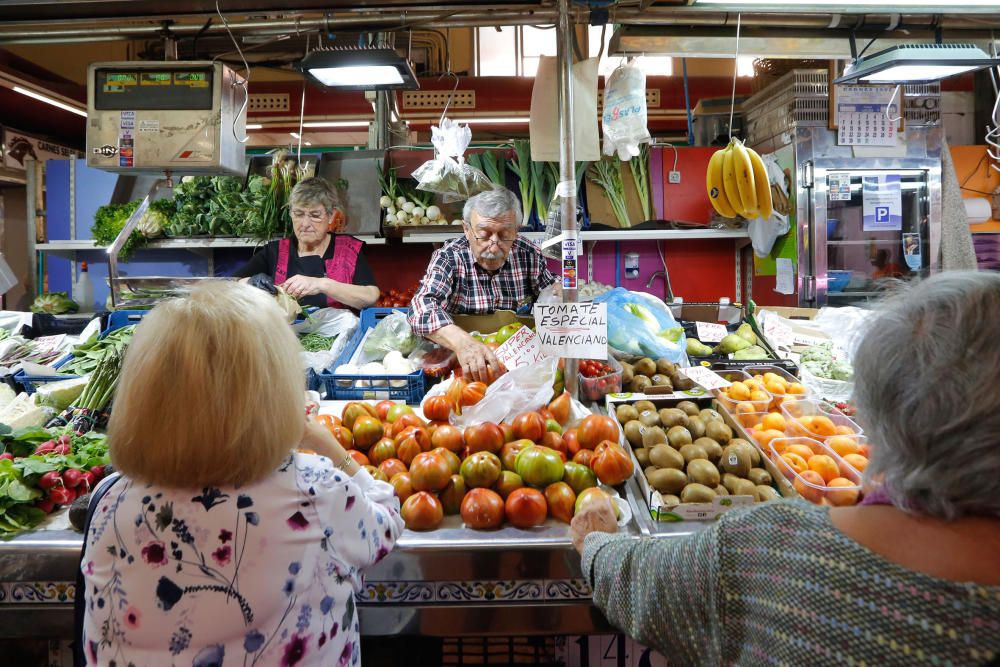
[246, 123, 263, 130]
[290, 132, 301, 139]
[299, 47, 419, 91]
[834, 44, 1000, 84]
[301, 121, 371, 128]
[13, 86, 86, 117]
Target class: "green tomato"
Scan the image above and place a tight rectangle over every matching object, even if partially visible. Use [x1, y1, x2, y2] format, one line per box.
[515, 445, 565, 488]
[561, 462, 598, 496]
[493, 323, 524, 345]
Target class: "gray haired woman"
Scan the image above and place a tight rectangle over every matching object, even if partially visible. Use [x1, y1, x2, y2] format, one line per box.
[235, 177, 380, 310]
[571, 271, 1000, 666]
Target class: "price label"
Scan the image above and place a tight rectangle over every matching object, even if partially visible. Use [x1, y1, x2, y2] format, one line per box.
[494, 326, 546, 370]
[695, 322, 728, 343]
[679, 365, 731, 390]
[793, 333, 828, 347]
[762, 316, 794, 351]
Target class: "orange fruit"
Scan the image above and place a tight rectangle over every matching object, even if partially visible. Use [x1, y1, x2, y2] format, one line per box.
[752, 423, 764, 432]
[793, 470, 826, 504]
[826, 477, 860, 506]
[764, 380, 787, 396]
[781, 452, 809, 476]
[807, 416, 836, 437]
[859, 443, 871, 457]
[787, 382, 808, 395]
[762, 412, 787, 431]
[808, 454, 840, 483]
[750, 389, 770, 403]
[842, 453, 869, 474]
[785, 443, 817, 461]
[835, 425, 856, 436]
[827, 435, 861, 458]
[727, 382, 751, 401]
[734, 402, 756, 416]
[755, 429, 786, 450]
[745, 377, 764, 389]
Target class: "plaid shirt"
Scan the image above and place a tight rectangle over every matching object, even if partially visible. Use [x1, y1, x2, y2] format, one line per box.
[408, 236, 556, 335]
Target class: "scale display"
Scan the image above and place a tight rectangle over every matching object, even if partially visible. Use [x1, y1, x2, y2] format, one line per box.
[94, 68, 214, 111]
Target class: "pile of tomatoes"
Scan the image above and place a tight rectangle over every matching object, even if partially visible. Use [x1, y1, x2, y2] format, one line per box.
[579, 360, 615, 378]
[375, 283, 419, 308]
[314, 395, 633, 532]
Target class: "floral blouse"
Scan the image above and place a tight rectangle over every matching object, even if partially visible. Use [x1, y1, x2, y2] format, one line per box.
[81, 452, 403, 666]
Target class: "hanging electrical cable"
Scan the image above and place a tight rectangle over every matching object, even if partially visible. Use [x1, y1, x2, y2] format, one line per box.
[215, 0, 250, 144]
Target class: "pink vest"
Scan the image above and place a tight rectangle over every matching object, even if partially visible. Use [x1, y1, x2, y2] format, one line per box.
[274, 236, 362, 309]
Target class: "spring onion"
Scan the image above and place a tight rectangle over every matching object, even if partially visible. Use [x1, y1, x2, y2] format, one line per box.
[589, 159, 631, 228]
[629, 145, 652, 221]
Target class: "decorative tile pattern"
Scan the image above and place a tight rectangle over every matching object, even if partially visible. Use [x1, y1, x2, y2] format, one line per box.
[0, 581, 76, 604]
[356, 580, 434, 603]
[436, 579, 544, 602]
[544, 578, 592, 600]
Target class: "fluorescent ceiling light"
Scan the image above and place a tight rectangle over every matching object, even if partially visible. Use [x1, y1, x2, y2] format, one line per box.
[301, 121, 370, 128]
[834, 44, 1000, 84]
[299, 48, 418, 91]
[13, 86, 86, 117]
[290, 131, 301, 138]
[462, 117, 528, 124]
[246, 123, 263, 130]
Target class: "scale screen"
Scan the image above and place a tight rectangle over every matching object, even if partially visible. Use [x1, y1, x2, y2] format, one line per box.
[93, 68, 214, 110]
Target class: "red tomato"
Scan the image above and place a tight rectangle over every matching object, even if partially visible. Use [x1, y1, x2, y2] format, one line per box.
[562, 428, 581, 456]
[571, 448, 594, 468]
[500, 439, 535, 472]
[547, 392, 571, 425]
[512, 411, 546, 443]
[464, 422, 505, 454]
[460, 488, 505, 530]
[590, 440, 634, 486]
[422, 395, 452, 422]
[347, 450, 370, 467]
[430, 424, 464, 453]
[341, 401, 378, 431]
[514, 445, 565, 488]
[461, 381, 487, 407]
[389, 472, 415, 503]
[351, 416, 384, 451]
[577, 415, 620, 450]
[431, 447, 462, 475]
[396, 437, 422, 467]
[541, 431, 566, 457]
[401, 491, 444, 531]
[494, 470, 524, 500]
[378, 458, 408, 480]
[409, 451, 452, 492]
[368, 438, 397, 466]
[374, 400, 395, 422]
[460, 451, 503, 488]
[439, 475, 467, 515]
[544, 482, 577, 524]
[505, 488, 548, 528]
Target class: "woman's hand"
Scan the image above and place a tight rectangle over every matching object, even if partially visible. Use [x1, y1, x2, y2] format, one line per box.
[282, 275, 329, 300]
[570, 498, 619, 553]
[300, 419, 359, 475]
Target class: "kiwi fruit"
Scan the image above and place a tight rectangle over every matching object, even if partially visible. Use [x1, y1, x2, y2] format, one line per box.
[671, 373, 696, 391]
[641, 426, 668, 449]
[629, 376, 652, 393]
[719, 445, 752, 477]
[699, 408, 724, 423]
[676, 400, 701, 417]
[638, 410, 660, 428]
[728, 439, 761, 466]
[623, 420, 644, 447]
[694, 437, 723, 462]
[644, 465, 659, 479]
[620, 362, 634, 385]
[646, 467, 687, 495]
[634, 447, 651, 467]
[656, 358, 677, 375]
[667, 425, 694, 448]
[714, 485, 730, 496]
[680, 483, 717, 503]
[722, 473, 742, 493]
[633, 400, 656, 414]
[746, 468, 773, 487]
[686, 416, 706, 440]
[649, 444, 685, 470]
[633, 357, 657, 377]
[650, 374, 673, 388]
[615, 404, 639, 424]
[658, 408, 689, 429]
[679, 443, 709, 464]
[686, 459, 721, 487]
[730, 478, 758, 498]
[756, 485, 780, 502]
[660, 494, 681, 508]
[705, 421, 733, 444]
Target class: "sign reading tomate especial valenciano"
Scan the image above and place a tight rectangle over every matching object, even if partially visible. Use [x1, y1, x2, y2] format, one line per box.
[534, 302, 608, 359]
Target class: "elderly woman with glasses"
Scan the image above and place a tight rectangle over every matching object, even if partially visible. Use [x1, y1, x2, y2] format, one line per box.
[408, 187, 557, 383]
[235, 177, 380, 310]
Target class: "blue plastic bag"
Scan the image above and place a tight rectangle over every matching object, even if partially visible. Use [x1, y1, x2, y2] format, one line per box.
[593, 288, 687, 364]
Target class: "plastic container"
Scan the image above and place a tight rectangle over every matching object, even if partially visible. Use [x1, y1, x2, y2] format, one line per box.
[780, 398, 863, 441]
[712, 369, 773, 415]
[74, 261, 94, 313]
[741, 364, 810, 411]
[827, 270, 852, 293]
[579, 356, 623, 402]
[768, 435, 863, 506]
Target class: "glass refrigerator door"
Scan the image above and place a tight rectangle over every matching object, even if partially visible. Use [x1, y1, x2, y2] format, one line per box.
[820, 169, 929, 305]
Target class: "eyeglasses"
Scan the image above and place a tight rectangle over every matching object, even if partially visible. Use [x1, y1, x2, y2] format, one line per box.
[472, 233, 517, 246]
[290, 209, 329, 223]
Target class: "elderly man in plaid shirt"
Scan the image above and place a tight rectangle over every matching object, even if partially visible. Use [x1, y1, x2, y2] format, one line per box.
[408, 187, 556, 383]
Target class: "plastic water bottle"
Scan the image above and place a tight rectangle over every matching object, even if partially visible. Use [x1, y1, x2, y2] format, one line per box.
[75, 261, 94, 313]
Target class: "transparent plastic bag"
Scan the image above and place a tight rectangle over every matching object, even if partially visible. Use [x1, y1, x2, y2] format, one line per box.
[361, 311, 418, 360]
[748, 211, 789, 258]
[601, 60, 651, 161]
[413, 119, 494, 203]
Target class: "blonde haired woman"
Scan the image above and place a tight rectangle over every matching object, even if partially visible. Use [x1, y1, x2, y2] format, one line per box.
[80, 281, 402, 666]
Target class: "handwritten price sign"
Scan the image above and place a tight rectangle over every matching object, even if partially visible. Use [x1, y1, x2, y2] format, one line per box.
[494, 326, 546, 370]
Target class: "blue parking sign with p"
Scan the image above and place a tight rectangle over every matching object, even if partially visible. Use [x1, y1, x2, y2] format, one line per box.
[875, 206, 890, 222]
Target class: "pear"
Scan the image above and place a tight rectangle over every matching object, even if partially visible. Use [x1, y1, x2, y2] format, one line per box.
[714, 334, 752, 355]
[732, 345, 768, 360]
[686, 338, 714, 357]
[735, 322, 757, 345]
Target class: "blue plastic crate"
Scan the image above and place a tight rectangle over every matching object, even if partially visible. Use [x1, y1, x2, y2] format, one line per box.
[319, 307, 426, 404]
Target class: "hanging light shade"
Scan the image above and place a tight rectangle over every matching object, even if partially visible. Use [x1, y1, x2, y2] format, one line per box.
[834, 43, 1000, 84]
[299, 47, 419, 91]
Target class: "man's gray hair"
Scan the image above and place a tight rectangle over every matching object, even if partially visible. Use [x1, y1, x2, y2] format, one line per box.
[289, 177, 342, 213]
[852, 271, 1000, 520]
[462, 187, 522, 227]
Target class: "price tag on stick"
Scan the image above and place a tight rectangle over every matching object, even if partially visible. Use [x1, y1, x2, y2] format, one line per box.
[679, 366, 732, 391]
[695, 322, 728, 344]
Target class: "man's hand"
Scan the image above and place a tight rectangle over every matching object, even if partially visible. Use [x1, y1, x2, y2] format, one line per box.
[282, 275, 328, 300]
[454, 336, 504, 385]
[570, 497, 619, 554]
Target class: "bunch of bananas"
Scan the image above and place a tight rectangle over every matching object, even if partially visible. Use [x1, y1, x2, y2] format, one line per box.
[705, 139, 774, 220]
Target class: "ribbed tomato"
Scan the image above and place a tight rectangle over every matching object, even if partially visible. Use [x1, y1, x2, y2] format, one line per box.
[562, 428, 581, 456]
[430, 424, 464, 453]
[389, 472, 415, 503]
[590, 440, 634, 486]
[396, 436, 422, 467]
[577, 415, 619, 450]
[460, 488, 505, 530]
[464, 422, 505, 454]
[347, 450, 370, 467]
[368, 438, 397, 466]
[548, 392, 571, 425]
[544, 482, 576, 524]
[504, 487, 547, 528]
[512, 411, 546, 443]
[378, 458, 408, 480]
[351, 416, 384, 450]
[409, 451, 452, 492]
[401, 492, 443, 531]
[422, 395, 452, 422]
[461, 381, 487, 407]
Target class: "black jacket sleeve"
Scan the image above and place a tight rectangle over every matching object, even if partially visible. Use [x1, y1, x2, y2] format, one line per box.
[233, 243, 275, 278]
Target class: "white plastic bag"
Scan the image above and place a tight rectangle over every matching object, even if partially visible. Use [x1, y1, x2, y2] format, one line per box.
[412, 118, 493, 203]
[748, 211, 790, 258]
[292, 308, 359, 372]
[601, 60, 651, 161]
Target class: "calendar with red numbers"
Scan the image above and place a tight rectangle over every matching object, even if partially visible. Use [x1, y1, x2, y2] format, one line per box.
[834, 85, 902, 147]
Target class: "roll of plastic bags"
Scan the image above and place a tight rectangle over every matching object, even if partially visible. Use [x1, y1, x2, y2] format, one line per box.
[601, 60, 651, 161]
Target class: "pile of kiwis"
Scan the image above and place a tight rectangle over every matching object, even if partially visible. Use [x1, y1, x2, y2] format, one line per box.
[620, 358, 696, 394]
[614, 399, 782, 507]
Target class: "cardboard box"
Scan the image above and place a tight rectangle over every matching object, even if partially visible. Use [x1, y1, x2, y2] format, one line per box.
[584, 157, 648, 229]
[451, 310, 535, 335]
[606, 393, 796, 521]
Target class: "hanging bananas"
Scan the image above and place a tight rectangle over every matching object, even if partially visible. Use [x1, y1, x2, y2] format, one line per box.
[705, 138, 774, 220]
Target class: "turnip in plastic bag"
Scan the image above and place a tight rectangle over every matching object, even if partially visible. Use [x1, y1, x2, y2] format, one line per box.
[361, 311, 418, 360]
[601, 60, 651, 161]
[412, 118, 494, 203]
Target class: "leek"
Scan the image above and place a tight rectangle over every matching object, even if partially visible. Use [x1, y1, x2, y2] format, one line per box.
[630, 145, 652, 221]
[589, 159, 630, 228]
